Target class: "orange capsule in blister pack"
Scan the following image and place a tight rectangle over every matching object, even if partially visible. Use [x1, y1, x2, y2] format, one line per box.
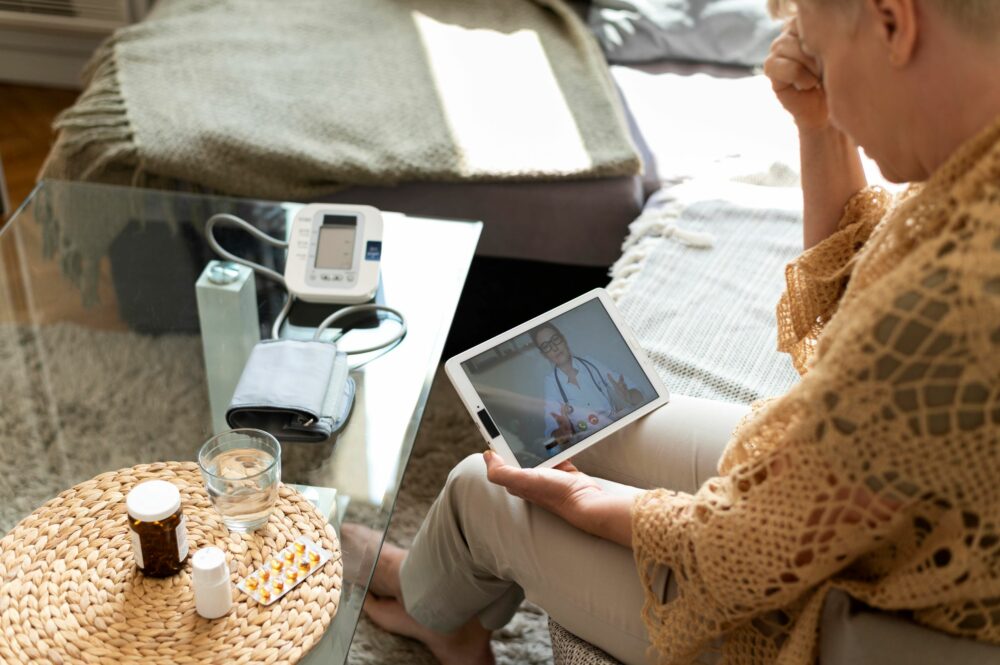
[238, 538, 334, 606]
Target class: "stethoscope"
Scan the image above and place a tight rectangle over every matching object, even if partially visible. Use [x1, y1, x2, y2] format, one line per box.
[553, 356, 614, 420]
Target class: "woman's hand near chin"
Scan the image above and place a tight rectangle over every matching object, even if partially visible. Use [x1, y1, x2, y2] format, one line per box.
[483, 451, 633, 548]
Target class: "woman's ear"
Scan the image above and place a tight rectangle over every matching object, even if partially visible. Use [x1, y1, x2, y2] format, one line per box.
[866, 0, 918, 67]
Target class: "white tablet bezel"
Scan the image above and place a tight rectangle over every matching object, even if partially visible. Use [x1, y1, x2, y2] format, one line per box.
[445, 288, 670, 469]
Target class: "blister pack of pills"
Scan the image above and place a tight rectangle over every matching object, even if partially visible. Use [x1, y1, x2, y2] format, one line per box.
[238, 537, 334, 605]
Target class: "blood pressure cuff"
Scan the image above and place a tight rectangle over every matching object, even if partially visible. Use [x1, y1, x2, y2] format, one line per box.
[226, 339, 355, 443]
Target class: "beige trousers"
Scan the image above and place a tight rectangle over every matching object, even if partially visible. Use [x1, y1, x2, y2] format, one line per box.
[399, 394, 750, 665]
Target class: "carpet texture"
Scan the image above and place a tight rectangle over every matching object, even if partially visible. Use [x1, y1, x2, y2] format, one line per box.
[0, 323, 552, 663]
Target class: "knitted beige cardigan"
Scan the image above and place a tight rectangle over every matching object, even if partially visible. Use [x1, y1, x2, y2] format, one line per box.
[632, 115, 1000, 664]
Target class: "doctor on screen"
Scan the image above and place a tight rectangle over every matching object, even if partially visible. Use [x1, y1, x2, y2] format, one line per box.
[529, 323, 645, 455]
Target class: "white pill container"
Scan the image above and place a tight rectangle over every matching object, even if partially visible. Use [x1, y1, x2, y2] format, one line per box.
[191, 546, 233, 619]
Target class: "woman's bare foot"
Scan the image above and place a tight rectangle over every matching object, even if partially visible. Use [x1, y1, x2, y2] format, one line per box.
[344, 523, 494, 663]
[365, 596, 494, 665]
[340, 523, 405, 598]
[370, 539, 407, 599]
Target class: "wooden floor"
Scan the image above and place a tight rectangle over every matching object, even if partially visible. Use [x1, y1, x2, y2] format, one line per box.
[1, 83, 124, 329]
[1, 83, 79, 209]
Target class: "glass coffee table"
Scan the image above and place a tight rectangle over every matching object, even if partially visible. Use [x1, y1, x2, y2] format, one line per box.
[0, 180, 481, 663]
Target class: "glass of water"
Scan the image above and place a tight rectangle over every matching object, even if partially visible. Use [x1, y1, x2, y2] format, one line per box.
[198, 429, 281, 533]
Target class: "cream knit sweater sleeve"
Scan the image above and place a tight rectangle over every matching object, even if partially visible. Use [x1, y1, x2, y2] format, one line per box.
[632, 116, 1000, 665]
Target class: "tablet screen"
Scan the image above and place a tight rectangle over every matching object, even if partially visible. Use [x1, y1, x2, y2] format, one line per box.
[460, 297, 657, 467]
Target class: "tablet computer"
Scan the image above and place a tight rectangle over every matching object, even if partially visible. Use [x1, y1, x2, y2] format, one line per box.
[445, 288, 670, 469]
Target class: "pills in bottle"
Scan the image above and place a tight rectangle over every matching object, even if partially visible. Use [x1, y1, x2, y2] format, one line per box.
[126, 480, 189, 577]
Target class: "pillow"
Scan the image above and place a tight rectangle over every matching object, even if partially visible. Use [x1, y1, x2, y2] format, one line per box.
[588, 0, 782, 67]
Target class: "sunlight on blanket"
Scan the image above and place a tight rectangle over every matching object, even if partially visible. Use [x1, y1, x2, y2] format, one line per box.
[413, 11, 592, 175]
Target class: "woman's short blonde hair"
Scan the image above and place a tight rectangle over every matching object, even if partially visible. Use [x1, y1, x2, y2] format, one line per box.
[768, 0, 1000, 40]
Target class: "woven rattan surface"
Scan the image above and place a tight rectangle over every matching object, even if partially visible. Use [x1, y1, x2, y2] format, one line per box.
[0, 461, 342, 664]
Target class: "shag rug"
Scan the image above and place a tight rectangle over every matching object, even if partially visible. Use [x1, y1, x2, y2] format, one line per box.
[0, 323, 552, 664]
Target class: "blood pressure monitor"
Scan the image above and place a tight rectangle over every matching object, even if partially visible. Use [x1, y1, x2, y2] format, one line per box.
[284, 203, 383, 304]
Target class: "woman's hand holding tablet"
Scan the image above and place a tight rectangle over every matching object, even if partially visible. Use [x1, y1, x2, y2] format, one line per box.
[481, 450, 634, 548]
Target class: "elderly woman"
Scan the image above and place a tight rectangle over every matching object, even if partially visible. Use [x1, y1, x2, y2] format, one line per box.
[359, 0, 1000, 663]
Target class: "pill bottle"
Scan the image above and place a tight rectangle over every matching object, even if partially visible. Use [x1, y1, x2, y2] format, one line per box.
[126, 480, 190, 577]
[192, 546, 233, 619]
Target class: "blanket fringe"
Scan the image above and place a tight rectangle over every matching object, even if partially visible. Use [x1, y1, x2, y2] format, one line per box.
[608, 199, 715, 301]
[42, 38, 138, 183]
[37, 36, 141, 307]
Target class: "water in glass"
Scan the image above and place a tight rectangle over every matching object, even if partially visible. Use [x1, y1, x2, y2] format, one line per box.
[198, 429, 281, 533]
[205, 448, 278, 530]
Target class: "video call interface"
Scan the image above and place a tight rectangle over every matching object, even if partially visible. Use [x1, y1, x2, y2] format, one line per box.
[461, 298, 656, 468]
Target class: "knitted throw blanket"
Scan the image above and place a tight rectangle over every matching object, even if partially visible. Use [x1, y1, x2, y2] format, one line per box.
[607, 175, 803, 406]
[632, 116, 1000, 663]
[41, 0, 639, 199]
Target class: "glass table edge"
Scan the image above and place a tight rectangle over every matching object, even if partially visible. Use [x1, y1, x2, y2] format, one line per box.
[330, 220, 480, 661]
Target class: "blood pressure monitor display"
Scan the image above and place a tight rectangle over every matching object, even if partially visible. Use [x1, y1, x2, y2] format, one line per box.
[284, 203, 383, 304]
[314, 215, 357, 270]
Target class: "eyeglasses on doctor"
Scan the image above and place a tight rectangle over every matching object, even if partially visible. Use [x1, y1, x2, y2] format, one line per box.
[538, 334, 566, 353]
